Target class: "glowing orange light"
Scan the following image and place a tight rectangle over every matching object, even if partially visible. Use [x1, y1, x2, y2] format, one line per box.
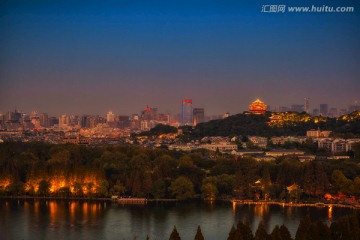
[249, 99, 267, 115]
[0, 179, 11, 188]
[328, 206, 333, 219]
[232, 201, 236, 214]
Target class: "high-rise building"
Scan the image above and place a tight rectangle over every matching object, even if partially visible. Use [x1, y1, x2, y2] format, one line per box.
[319, 104, 328, 117]
[328, 108, 338, 118]
[141, 106, 158, 121]
[118, 116, 130, 129]
[49, 117, 59, 127]
[81, 115, 90, 128]
[59, 114, 70, 128]
[304, 98, 310, 114]
[107, 111, 115, 123]
[312, 108, 319, 116]
[39, 113, 49, 127]
[193, 108, 204, 126]
[130, 114, 140, 129]
[291, 104, 304, 113]
[279, 106, 289, 112]
[182, 99, 193, 125]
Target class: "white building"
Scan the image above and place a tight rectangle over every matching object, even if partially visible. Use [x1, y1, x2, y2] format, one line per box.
[307, 129, 332, 138]
[200, 143, 238, 152]
[248, 136, 268, 148]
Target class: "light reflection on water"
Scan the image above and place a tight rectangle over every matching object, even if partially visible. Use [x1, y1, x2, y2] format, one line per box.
[0, 200, 356, 240]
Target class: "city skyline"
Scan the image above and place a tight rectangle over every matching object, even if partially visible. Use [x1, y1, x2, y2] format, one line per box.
[0, 97, 359, 117]
[1, 0, 359, 116]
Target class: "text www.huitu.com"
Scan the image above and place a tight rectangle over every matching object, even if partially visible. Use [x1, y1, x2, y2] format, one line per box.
[261, 5, 355, 13]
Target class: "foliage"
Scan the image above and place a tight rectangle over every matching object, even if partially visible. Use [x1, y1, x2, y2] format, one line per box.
[169, 176, 195, 200]
[38, 179, 51, 196]
[1, 142, 360, 199]
[194, 226, 204, 240]
[169, 226, 181, 240]
[188, 111, 360, 138]
[138, 124, 178, 136]
[201, 182, 218, 200]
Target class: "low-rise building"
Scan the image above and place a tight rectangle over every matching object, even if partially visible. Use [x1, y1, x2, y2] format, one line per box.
[265, 149, 305, 157]
[200, 143, 238, 152]
[248, 136, 268, 148]
[307, 129, 332, 138]
[317, 138, 360, 153]
[231, 149, 264, 156]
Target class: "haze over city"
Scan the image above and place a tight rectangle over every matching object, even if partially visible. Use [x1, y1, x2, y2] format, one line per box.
[1, 0, 359, 116]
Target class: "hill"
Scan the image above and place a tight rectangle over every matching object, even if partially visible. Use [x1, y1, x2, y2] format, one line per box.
[189, 111, 360, 137]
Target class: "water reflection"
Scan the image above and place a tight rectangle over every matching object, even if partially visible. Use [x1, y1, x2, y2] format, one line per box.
[328, 205, 333, 219]
[0, 200, 357, 240]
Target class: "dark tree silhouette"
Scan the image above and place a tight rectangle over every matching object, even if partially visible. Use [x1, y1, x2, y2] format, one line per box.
[194, 226, 205, 240]
[254, 221, 269, 240]
[169, 226, 181, 240]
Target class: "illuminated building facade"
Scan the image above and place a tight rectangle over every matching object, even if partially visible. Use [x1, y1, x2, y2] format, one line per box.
[249, 99, 267, 115]
[193, 108, 204, 126]
[182, 99, 193, 125]
[106, 111, 115, 123]
[141, 106, 158, 121]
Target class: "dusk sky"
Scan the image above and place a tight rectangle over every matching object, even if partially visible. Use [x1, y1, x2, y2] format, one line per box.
[0, 0, 359, 116]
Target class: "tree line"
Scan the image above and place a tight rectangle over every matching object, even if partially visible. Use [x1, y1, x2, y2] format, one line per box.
[163, 211, 360, 239]
[1, 142, 360, 200]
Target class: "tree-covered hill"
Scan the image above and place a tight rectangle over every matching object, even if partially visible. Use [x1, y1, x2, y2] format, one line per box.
[190, 111, 360, 137]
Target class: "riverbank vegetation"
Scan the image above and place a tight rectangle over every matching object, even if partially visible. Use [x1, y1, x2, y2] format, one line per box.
[1, 142, 360, 203]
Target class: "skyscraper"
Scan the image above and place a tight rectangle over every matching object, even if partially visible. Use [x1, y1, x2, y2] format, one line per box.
[291, 104, 304, 113]
[106, 111, 115, 122]
[304, 98, 310, 114]
[193, 108, 204, 126]
[328, 108, 338, 118]
[59, 114, 70, 128]
[319, 104, 328, 117]
[182, 99, 193, 125]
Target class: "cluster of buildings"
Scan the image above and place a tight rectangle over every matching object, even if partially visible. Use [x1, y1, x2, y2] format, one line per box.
[0, 99, 216, 133]
[1, 99, 359, 159]
[269, 99, 360, 118]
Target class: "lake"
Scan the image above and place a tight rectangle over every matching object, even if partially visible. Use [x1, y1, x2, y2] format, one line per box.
[0, 199, 356, 240]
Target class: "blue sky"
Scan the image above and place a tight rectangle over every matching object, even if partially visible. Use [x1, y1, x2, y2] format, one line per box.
[0, 0, 359, 116]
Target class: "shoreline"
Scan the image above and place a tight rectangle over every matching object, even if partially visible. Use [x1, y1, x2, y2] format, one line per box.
[1, 196, 359, 209]
[231, 200, 360, 209]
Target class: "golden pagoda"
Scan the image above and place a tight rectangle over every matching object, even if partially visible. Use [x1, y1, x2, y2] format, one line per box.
[249, 99, 267, 115]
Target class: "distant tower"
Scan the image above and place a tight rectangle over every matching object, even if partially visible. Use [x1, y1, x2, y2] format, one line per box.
[107, 111, 115, 122]
[249, 99, 267, 115]
[182, 99, 193, 125]
[193, 108, 204, 126]
[319, 104, 328, 117]
[59, 114, 70, 128]
[304, 98, 310, 114]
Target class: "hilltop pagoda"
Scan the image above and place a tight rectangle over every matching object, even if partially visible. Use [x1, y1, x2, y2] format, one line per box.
[249, 99, 267, 115]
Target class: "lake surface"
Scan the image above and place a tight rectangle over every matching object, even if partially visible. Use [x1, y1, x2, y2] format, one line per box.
[0, 199, 356, 240]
